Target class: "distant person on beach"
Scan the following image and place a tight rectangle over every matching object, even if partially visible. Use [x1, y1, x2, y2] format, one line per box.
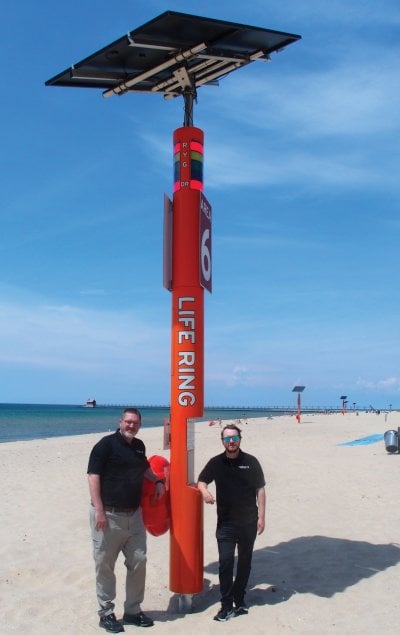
[197, 424, 266, 622]
[87, 407, 165, 633]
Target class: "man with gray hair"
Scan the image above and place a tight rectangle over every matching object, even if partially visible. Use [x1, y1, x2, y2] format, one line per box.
[88, 407, 165, 633]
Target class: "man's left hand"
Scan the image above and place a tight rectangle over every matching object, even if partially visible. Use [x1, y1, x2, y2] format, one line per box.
[154, 481, 165, 500]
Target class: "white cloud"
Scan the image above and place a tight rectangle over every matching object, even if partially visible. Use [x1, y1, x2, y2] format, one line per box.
[206, 47, 400, 140]
[205, 143, 390, 189]
[270, 63, 399, 138]
[0, 299, 169, 374]
[356, 377, 400, 393]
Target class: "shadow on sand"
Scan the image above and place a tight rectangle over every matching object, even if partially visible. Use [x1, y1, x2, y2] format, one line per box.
[152, 535, 400, 621]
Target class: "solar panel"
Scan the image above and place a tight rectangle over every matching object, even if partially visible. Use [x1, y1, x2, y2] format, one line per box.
[45, 10, 301, 100]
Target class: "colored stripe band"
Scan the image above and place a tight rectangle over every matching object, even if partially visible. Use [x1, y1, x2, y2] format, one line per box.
[190, 141, 203, 153]
[190, 180, 203, 191]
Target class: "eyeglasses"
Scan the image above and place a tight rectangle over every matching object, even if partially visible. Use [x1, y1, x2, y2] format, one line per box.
[222, 435, 240, 443]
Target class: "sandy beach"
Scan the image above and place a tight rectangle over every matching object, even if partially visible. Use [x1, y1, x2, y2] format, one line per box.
[1, 411, 400, 634]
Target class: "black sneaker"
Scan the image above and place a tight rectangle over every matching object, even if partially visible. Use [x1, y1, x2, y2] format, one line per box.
[234, 605, 249, 616]
[123, 611, 154, 627]
[99, 613, 125, 633]
[213, 607, 234, 622]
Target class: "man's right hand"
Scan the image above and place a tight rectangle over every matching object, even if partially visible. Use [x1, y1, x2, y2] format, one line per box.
[202, 491, 215, 504]
[197, 482, 215, 505]
[95, 509, 108, 530]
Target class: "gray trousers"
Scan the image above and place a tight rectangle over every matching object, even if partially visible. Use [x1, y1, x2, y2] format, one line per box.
[90, 507, 147, 617]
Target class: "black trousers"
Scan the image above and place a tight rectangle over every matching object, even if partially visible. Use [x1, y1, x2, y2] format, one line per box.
[216, 521, 257, 609]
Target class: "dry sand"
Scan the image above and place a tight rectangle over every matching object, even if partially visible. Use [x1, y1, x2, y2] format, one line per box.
[1, 411, 400, 634]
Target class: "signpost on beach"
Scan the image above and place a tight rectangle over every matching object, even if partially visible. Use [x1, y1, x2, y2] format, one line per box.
[293, 385, 305, 423]
[340, 395, 348, 415]
[45, 10, 301, 610]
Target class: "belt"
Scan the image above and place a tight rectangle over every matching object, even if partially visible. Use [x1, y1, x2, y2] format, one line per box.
[104, 506, 137, 513]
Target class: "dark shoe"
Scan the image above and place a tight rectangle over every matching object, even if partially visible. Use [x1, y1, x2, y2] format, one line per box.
[99, 613, 125, 633]
[234, 604, 249, 616]
[213, 607, 234, 622]
[123, 612, 154, 627]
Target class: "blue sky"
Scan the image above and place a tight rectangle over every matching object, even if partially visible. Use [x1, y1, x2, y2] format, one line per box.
[1, 0, 400, 409]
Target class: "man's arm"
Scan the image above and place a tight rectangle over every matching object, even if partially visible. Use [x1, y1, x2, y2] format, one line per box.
[197, 480, 215, 504]
[256, 486, 266, 534]
[88, 473, 108, 530]
[144, 467, 165, 499]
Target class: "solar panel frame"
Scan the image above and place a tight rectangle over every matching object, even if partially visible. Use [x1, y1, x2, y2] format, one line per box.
[45, 10, 301, 97]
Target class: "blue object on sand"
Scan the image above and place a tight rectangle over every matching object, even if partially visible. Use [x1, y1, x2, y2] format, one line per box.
[337, 434, 384, 446]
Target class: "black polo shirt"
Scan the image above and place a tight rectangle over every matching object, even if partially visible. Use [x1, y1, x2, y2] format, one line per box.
[87, 430, 150, 508]
[198, 449, 265, 526]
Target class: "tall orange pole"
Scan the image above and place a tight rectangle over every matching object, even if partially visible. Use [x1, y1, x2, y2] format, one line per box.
[296, 393, 301, 423]
[169, 126, 210, 594]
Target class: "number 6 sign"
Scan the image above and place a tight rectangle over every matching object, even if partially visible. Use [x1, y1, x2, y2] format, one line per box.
[200, 192, 212, 293]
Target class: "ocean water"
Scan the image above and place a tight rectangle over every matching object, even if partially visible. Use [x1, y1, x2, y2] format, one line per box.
[0, 403, 276, 443]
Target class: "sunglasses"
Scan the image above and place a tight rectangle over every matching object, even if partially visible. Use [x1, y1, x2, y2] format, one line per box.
[222, 435, 240, 443]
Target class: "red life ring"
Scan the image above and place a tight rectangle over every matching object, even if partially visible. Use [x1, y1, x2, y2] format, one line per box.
[141, 455, 170, 536]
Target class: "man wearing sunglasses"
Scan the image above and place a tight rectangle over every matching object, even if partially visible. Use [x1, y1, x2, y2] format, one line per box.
[197, 424, 266, 622]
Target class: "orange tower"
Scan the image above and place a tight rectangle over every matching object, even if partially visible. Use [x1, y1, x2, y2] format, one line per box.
[168, 125, 212, 594]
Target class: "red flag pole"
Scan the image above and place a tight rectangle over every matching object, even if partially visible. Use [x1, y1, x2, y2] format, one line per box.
[296, 392, 301, 423]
